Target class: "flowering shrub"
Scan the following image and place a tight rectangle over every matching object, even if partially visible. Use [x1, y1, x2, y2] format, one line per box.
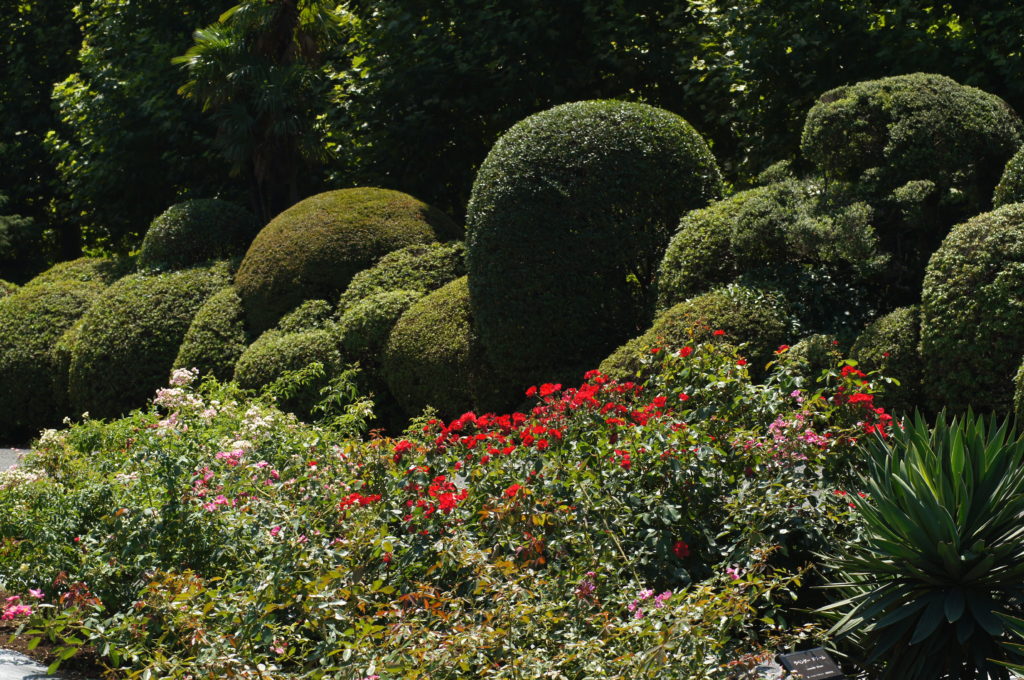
[0, 339, 894, 678]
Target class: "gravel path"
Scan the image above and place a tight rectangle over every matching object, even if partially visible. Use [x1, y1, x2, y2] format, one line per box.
[0, 449, 23, 471]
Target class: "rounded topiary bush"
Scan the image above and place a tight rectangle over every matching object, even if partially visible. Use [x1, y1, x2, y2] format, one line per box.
[775, 334, 842, 385]
[600, 285, 794, 382]
[174, 287, 249, 381]
[25, 256, 132, 289]
[994, 145, 1024, 208]
[0, 279, 16, 298]
[657, 179, 884, 314]
[233, 328, 343, 418]
[0, 280, 107, 439]
[802, 73, 1022, 215]
[851, 306, 922, 414]
[137, 199, 257, 271]
[466, 99, 723, 389]
[339, 290, 423, 366]
[68, 264, 229, 419]
[920, 204, 1024, 414]
[275, 299, 335, 334]
[337, 241, 466, 312]
[383, 277, 508, 419]
[235, 187, 460, 333]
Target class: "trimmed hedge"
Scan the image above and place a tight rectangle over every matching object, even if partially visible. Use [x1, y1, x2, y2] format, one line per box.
[466, 99, 723, 389]
[276, 299, 335, 334]
[920, 204, 1024, 414]
[174, 287, 249, 381]
[0, 279, 16, 298]
[600, 285, 793, 382]
[337, 241, 466, 312]
[69, 264, 229, 419]
[0, 279, 106, 440]
[850, 306, 922, 414]
[382, 278, 508, 419]
[994, 146, 1024, 208]
[802, 73, 1022, 218]
[657, 179, 884, 314]
[235, 187, 460, 333]
[338, 290, 423, 366]
[233, 328, 343, 418]
[775, 334, 842, 384]
[137, 199, 257, 271]
[25, 256, 132, 289]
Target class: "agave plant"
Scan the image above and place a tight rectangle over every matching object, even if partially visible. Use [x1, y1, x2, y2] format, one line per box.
[823, 411, 1024, 679]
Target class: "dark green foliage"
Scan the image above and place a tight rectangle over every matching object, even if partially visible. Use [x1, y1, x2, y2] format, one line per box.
[174, 287, 249, 382]
[51, 317, 85, 419]
[657, 179, 885, 327]
[235, 187, 458, 333]
[851, 306, 922, 415]
[339, 290, 422, 366]
[775, 334, 841, 385]
[382, 278, 508, 419]
[1014, 361, 1024, 424]
[802, 73, 1021, 210]
[137, 199, 257, 271]
[826, 412, 1024, 678]
[0, 279, 106, 440]
[920, 204, 1024, 414]
[48, 0, 235, 252]
[0, 193, 49, 284]
[466, 100, 723, 389]
[25, 256, 133, 289]
[337, 242, 466, 312]
[994, 146, 1024, 208]
[233, 328, 343, 418]
[69, 264, 229, 419]
[600, 285, 793, 382]
[276, 299, 335, 334]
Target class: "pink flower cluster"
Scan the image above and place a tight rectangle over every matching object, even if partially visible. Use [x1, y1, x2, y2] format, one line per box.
[1, 594, 36, 620]
[627, 588, 673, 619]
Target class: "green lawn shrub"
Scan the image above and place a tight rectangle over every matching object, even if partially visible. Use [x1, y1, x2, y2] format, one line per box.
[174, 287, 249, 382]
[233, 328, 343, 418]
[600, 284, 793, 382]
[850, 306, 922, 415]
[383, 277, 507, 418]
[0, 279, 106, 440]
[24, 256, 132, 289]
[994, 145, 1024, 208]
[234, 187, 460, 333]
[466, 99, 723, 390]
[337, 241, 466, 312]
[0, 279, 16, 297]
[137, 199, 257, 271]
[920, 204, 1024, 414]
[68, 264, 229, 419]
[802, 73, 1022, 220]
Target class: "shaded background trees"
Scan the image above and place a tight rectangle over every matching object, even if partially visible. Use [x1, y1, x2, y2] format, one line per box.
[0, 0, 1022, 278]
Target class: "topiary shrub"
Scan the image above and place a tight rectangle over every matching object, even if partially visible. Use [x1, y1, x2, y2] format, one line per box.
[235, 187, 460, 333]
[466, 99, 723, 389]
[275, 299, 335, 334]
[657, 179, 885, 320]
[338, 290, 423, 366]
[24, 256, 133, 289]
[0, 279, 16, 298]
[1014, 360, 1024, 423]
[0, 279, 107, 440]
[233, 328, 343, 418]
[600, 285, 793, 382]
[920, 204, 1024, 414]
[337, 241, 466, 312]
[802, 73, 1022, 218]
[51, 317, 86, 420]
[775, 334, 842, 385]
[994, 145, 1024, 208]
[850, 306, 922, 414]
[382, 277, 508, 419]
[137, 199, 257, 271]
[173, 287, 249, 381]
[68, 264, 229, 419]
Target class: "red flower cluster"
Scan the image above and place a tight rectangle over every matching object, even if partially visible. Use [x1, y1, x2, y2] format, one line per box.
[338, 492, 382, 510]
